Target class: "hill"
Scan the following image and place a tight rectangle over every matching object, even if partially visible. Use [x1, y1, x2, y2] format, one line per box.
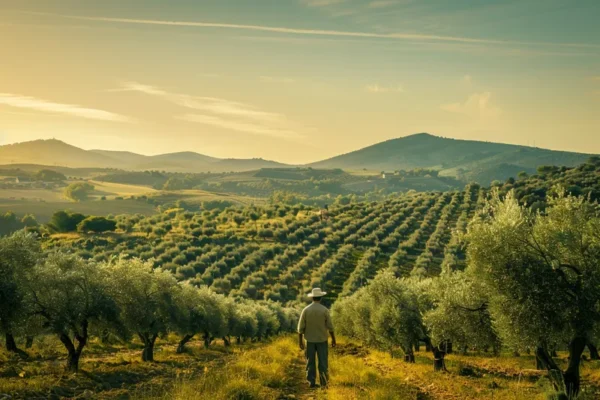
[0, 139, 124, 169]
[3, 135, 596, 183]
[310, 133, 595, 184]
[1, 140, 290, 173]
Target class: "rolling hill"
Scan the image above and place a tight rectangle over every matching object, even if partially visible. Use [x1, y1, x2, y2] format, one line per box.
[1, 134, 596, 183]
[0, 139, 123, 169]
[310, 133, 595, 183]
[0, 139, 290, 173]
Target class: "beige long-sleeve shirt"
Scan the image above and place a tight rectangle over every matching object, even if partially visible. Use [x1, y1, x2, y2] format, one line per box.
[297, 302, 335, 343]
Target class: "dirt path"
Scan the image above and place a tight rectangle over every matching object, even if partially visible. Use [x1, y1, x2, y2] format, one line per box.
[280, 349, 320, 400]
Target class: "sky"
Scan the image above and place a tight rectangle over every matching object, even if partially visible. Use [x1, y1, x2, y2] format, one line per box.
[0, 0, 599, 164]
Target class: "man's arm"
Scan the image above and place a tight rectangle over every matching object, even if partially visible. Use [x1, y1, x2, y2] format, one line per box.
[326, 309, 336, 347]
[297, 309, 306, 350]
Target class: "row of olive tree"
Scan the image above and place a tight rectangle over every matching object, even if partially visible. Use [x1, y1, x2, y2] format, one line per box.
[334, 190, 600, 398]
[0, 234, 299, 372]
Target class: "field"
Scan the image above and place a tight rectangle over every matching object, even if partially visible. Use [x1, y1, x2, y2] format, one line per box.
[2, 334, 599, 399]
[42, 185, 481, 302]
[3, 162, 600, 399]
[0, 180, 264, 222]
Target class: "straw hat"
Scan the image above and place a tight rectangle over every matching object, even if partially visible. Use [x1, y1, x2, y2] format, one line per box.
[307, 288, 327, 298]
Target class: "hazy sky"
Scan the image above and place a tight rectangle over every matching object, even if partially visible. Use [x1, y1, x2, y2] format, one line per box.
[1, 0, 599, 163]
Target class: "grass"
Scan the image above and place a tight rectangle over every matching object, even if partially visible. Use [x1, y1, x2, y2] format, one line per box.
[2, 335, 600, 400]
[0, 334, 244, 399]
[150, 337, 301, 400]
[0, 199, 157, 222]
[88, 180, 157, 199]
[0, 179, 265, 222]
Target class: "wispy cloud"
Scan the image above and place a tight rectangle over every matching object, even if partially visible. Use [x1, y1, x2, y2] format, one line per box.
[119, 82, 302, 138]
[365, 84, 404, 93]
[368, 1, 400, 8]
[301, 0, 346, 7]
[259, 76, 296, 84]
[461, 75, 473, 85]
[441, 92, 502, 119]
[121, 81, 283, 123]
[178, 114, 301, 139]
[0, 93, 131, 122]
[26, 11, 600, 49]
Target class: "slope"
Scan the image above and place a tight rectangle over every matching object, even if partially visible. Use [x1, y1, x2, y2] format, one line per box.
[310, 133, 594, 183]
[0, 139, 124, 168]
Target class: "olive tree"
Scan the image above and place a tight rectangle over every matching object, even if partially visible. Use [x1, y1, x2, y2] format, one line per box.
[25, 252, 119, 372]
[105, 257, 181, 362]
[333, 269, 424, 363]
[174, 284, 227, 352]
[230, 302, 258, 342]
[423, 271, 500, 356]
[467, 190, 600, 397]
[0, 231, 40, 354]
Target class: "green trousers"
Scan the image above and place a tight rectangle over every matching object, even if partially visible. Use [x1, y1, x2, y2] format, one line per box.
[306, 341, 329, 386]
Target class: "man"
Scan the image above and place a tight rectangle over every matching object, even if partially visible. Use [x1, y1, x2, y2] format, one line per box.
[297, 287, 336, 388]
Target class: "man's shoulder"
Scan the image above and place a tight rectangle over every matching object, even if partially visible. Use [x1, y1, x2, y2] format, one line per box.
[303, 302, 329, 312]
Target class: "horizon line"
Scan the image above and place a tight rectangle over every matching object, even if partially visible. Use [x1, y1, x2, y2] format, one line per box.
[1, 133, 596, 167]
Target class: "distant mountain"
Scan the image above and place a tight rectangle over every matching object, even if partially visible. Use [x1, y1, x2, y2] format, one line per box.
[2, 135, 596, 183]
[310, 133, 595, 183]
[89, 149, 149, 166]
[149, 151, 219, 164]
[0, 139, 123, 168]
[0, 139, 290, 173]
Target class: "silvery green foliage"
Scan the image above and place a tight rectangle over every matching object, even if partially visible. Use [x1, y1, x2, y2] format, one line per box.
[466, 189, 600, 349]
[175, 284, 228, 339]
[333, 269, 424, 355]
[104, 257, 181, 343]
[422, 271, 500, 352]
[24, 251, 121, 370]
[0, 231, 40, 337]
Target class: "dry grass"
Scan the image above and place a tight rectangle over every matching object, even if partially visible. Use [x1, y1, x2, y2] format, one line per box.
[146, 337, 302, 400]
[321, 339, 600, 400]
[2, 335, 600, 400]
[0, 334, 241, 399]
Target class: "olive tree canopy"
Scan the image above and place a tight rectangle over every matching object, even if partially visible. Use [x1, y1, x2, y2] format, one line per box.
[466, 190, 600, 396]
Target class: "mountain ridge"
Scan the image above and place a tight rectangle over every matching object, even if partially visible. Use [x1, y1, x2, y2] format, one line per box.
[1, 134, 596, 183]
[0, 139, 290, 173]
[309, 133, 595, 183]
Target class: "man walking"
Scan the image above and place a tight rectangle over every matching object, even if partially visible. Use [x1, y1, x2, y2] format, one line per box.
[297, 288, 336, 388]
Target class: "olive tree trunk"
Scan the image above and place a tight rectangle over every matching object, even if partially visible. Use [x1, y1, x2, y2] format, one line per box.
[58, 322, 88, 373]
[587, 340, 600, 360]
[203, 333, 211, 349]
[404, 349, 415, 363]
[177, 334, 194, 354]
[5, 333, 18, 353]
[424, 337, 447, 371]
[536, 337, 586, 399]
[535, 345, 559, 371]
[563, 336, 586, 398]
[432, 346, 447, 371]
[139, 333, 158, 362]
